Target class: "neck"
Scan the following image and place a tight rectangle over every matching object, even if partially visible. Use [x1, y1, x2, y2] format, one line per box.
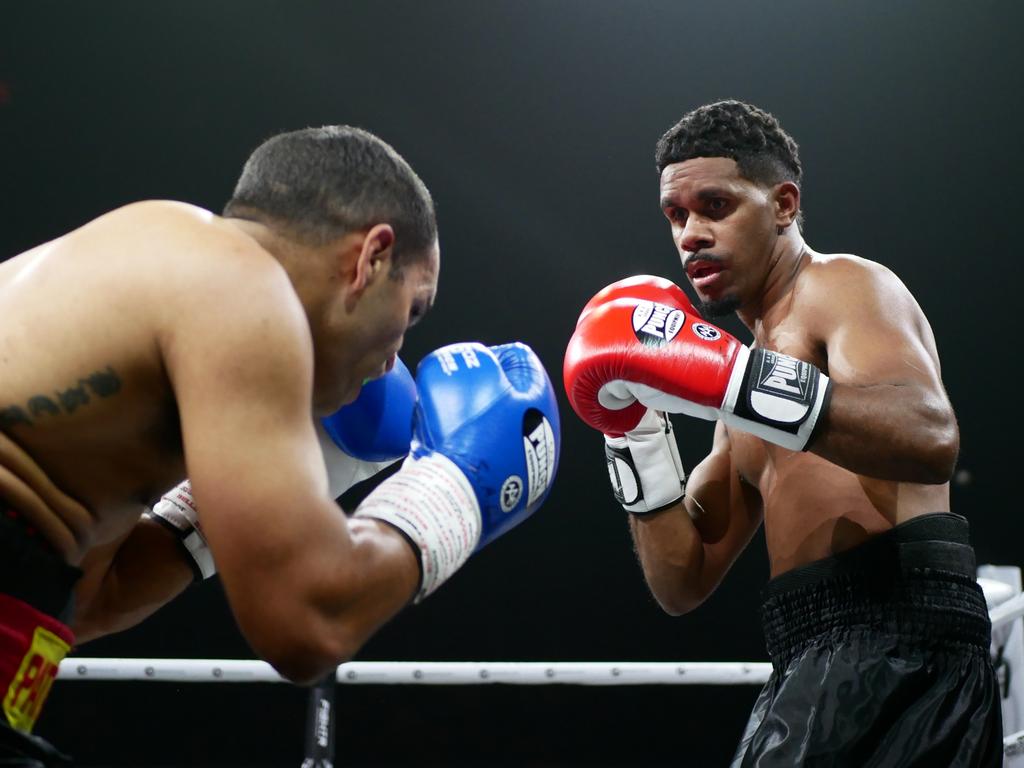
[224, 217, 328, 318]
[736, 227, 809, 331]
[225, 217, 299, 263]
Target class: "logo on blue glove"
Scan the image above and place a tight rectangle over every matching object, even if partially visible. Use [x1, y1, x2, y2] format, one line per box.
[500, 476, 523, 512]
[521, 410, 557, 511]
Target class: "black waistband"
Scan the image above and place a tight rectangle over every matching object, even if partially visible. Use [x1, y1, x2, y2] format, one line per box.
[760, 513, 991, 669]
[0, 507, 81, 622]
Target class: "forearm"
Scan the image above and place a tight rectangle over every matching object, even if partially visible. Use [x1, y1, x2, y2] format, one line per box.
[225, 516, 419, 685]
[808, 382, 958, 483]
[629, 502, 709, 615]
[72, 517, 195, 643]
[303, 518, 420, 653]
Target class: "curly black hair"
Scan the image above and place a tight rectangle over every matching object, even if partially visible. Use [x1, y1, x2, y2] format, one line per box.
[655, 100, 802, 188]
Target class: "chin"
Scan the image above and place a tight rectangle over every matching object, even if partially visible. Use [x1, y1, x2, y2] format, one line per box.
[313, 384, 357, 417]
[696, 294, 741, 319]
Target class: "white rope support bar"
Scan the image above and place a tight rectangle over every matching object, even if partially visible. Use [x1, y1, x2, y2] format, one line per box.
[1006, 728, 1024, 758]
[58, 659, 773, 686]
[990, 592, 1024, 631]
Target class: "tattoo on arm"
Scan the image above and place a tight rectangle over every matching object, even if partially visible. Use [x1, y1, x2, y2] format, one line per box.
[1, 366, 122, 428]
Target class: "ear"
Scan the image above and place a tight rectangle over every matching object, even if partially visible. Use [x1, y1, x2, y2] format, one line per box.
[351, 224, 396, 295]
[773, 181, 801, 230]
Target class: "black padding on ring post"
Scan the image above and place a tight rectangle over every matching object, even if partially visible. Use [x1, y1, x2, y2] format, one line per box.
[300, 672, 336, 768]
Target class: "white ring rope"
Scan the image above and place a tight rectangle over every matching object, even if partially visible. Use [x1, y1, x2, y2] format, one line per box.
[53, 576, 1024, 761]
[57, 578, 1020, 686]
[57, 659, 773, 685]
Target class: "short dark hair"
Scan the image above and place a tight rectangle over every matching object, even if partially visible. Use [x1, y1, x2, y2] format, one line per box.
[224, 126, 437, 272]
[655, 100, 802, 191]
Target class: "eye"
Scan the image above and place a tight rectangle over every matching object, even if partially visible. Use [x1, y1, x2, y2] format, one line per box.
[665, 206, 687, 224]
[408, 302, 427, 327]
[707, 198, 728, 212]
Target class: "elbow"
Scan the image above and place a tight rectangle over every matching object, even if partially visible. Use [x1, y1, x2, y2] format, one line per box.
[653, 593, 705, 617]
[917, 421, 960, 485]
[238, 602, 367, 685]
[647, 579, 708, 617]
[262, 632, 363, 686]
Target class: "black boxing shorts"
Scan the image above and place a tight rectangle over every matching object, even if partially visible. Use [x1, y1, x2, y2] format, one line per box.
[0, 505, 80, 765]
[732, 512, 1002, 768]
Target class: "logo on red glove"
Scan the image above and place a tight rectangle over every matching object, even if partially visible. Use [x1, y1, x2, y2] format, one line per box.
[632, 301, 685, 347]
[691, 322, 722, 342]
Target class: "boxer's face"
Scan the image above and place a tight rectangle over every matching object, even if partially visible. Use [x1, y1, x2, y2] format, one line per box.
[315, 241, 439, 413]
[659, 157, 781, 318]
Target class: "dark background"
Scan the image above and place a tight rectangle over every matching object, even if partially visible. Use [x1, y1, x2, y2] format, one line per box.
[2, 2, 1020, 765]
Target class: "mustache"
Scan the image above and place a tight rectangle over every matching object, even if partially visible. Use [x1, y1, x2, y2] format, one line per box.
[683, 251, 726, 269]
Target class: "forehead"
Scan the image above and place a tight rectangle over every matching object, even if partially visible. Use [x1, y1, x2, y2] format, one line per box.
[659, 156, 750, 200]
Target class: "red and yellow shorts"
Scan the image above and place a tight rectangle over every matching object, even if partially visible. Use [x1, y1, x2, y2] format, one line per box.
[0, 506, 80, 734]
[0, 593, 73, 733]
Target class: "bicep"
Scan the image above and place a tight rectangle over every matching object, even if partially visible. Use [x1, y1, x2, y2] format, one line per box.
[161, 275, 344, 604]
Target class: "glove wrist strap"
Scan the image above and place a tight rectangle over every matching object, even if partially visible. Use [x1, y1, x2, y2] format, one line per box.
[355, 452, 482, 602]
[721, 347, 832, 451]
[144, 481, 216, 581]
[604, 410, 686, 515]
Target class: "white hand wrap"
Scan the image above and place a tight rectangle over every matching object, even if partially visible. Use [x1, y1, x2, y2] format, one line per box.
[354, 452, 481, 602]
[604, 410, 686, 515]
[144, 481, 216, 581]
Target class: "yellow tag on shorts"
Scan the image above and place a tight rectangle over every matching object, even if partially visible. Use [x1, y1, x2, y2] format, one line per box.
[4, 625, 70, 732]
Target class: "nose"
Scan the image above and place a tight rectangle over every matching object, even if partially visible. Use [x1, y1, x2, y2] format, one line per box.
[678, 216, 714, 255]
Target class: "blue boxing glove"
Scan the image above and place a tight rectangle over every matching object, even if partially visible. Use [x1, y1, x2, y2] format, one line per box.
[355, 342, 560, 600]
[317, 357, 417, 499]
[321, 357, 417, 462]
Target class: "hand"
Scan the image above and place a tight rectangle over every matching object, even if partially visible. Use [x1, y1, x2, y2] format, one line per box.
[564, 275, 831, 451]
[144, 481, 214, 581]
[355, 342, 561, 600]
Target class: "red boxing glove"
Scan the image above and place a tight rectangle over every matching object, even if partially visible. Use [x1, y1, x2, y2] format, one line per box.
[564, 275, 831, 451]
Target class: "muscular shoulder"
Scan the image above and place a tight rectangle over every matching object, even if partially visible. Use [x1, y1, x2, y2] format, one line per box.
[107, 203, 315, 385]
[792, 252, 925, 337]
[102, 201, 275, 274]
[97, 202, 299, 317]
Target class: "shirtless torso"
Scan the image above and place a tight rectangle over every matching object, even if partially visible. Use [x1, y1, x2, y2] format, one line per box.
[721, 253, 951, 576]
[0, 203, 201, 562]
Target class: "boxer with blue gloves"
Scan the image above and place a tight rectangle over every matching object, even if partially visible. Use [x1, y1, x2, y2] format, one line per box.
[3, 124, 561, 765]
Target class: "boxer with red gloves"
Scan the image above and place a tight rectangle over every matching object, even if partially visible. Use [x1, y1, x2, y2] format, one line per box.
[564, 101, 999, 766]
